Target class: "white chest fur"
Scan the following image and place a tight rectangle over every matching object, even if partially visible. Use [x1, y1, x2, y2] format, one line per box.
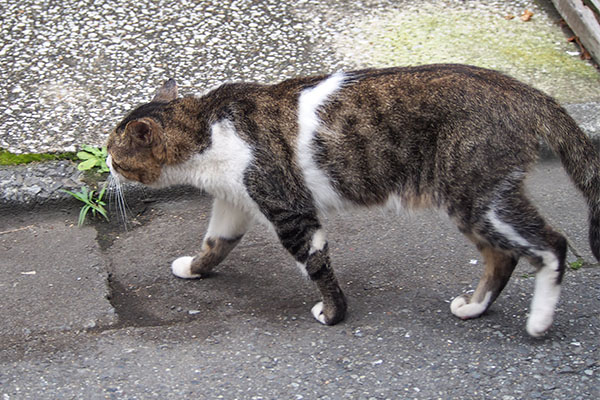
[159, 120, 255, 210]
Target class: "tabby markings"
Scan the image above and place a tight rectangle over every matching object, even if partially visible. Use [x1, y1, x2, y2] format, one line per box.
[297, 73, 348, 213]
[296, 229, 327, 277]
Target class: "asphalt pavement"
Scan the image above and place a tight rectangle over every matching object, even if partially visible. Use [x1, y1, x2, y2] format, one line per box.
[1, 161, 600, 399]
[1, 0, 600, 399]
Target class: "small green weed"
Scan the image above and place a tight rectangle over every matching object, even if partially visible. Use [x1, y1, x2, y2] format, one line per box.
[77, 145, 109, 173]
[62, 182, 109, 227]
[569, 258, 585, 270]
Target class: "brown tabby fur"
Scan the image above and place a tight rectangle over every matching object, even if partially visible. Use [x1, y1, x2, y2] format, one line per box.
[107, 64, 600, 336]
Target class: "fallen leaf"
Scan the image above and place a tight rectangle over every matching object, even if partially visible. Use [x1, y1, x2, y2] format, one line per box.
[521, 9, 534, 21]
[567, 36, 592, 59]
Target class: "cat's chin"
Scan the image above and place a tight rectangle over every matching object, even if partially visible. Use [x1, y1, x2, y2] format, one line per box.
[145, 181, 169, 189]
[109, 172, 136, 186]
[144, 174, 177, 189]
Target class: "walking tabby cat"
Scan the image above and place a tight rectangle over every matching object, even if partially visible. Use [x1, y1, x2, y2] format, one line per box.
[107, 64, 600, 337]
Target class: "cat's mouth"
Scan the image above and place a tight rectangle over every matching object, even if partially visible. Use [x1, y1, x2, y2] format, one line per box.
[106, 155, 125, 181]
[106, 154, 136, 184]
[107, 154, 167, 188]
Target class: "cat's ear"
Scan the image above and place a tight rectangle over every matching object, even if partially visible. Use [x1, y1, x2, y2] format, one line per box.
[125, 120, 154, 147]
[152, 78, 178, 103]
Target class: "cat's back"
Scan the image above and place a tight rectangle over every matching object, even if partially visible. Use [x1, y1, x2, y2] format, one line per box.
[199, 65, 552, 211]
[282, 64, 550, 209]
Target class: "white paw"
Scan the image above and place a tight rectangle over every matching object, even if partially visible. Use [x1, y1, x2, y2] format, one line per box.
[171, 256, 201, 279]
[450, 293, 490, 320]
[311, 302, 327, 324]
[450, 295, 468, 316]
[526, 312, 553, 337]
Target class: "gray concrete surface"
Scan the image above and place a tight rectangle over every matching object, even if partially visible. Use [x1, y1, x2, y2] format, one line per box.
[1, 160, 599, 399]
[0, 210, 116, 339]
[1, 0, 600, 398]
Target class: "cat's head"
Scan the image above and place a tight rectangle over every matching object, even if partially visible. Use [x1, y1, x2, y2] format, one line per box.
[106, 79, 197, 186]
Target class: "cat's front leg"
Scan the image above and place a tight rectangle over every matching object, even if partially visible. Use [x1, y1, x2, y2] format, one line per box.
[302, 229, 347, 325]
[172, 198, 251, 278]
[286, 227, 346, 325]
[245, 169, 346, 324]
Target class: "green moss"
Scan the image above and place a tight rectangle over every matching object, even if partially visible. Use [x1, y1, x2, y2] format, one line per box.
[0, 148, 76, 166]
[338, 3, 600, 103]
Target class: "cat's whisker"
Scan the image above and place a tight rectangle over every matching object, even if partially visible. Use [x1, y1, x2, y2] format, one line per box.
[107, 176, 118, 213]
[106, 176, 118, 213]
[117, 181, 132, 231]
[106, 174, 131, 231]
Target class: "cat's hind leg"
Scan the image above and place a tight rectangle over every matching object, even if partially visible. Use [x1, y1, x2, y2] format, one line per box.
[523, 228, 567, 337]
[486, 206, 567, 337]
[172, 198, 251, 279]
[451, 243, 518, 320]
[452, 191, 567, 337]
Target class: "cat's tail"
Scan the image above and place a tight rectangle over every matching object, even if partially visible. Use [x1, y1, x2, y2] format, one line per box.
[538, 101, 600, 262]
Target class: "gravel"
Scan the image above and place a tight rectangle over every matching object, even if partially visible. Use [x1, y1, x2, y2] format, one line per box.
[0, 161, 82, 205]
[2, 0, 598, 155]
[330, 0, 600, 103]
[0, 0, 348, 155]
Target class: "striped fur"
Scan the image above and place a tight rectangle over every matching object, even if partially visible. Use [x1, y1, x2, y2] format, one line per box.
[107, 64, 600, 336]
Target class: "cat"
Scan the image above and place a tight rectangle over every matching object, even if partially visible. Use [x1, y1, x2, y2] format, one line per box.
[106, 64, 600, 337]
